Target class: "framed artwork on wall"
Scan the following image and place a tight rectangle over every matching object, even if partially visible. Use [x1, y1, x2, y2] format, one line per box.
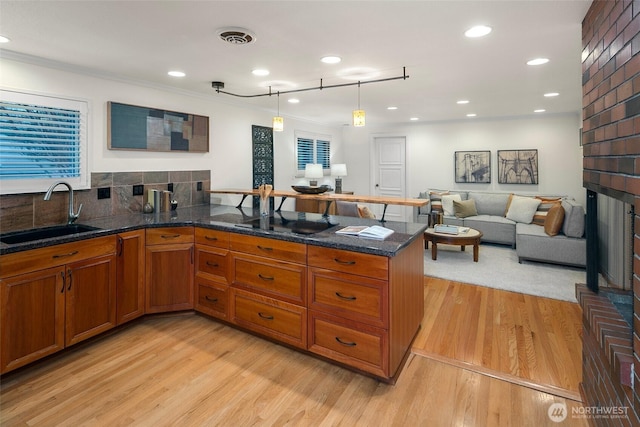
[454, 150, 491, 183]
[497, 149, 539, 184]
[107, 101, 209, 152]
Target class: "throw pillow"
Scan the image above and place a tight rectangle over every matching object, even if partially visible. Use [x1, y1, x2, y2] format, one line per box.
[429, 190, 449, 213]
[505, 195, 541, 224]
[441, 194, 462, 216]
[532, 196, 562, 226]
[453, 199, 478, 218]
[544, 204, 565, 236]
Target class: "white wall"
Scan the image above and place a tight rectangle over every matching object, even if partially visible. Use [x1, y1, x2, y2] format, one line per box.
[342, 114, 585, 207]
[2, 57, 585, 213]
[0, 57, 344, 209]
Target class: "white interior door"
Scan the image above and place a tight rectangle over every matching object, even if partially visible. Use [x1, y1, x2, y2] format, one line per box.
[372, 137, 406, 222]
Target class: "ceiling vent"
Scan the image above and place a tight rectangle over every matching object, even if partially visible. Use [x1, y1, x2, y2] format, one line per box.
[217, 27, 256, 45]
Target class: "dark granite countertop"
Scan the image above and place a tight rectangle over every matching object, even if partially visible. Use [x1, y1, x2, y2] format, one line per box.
[0, 204, 427, 257]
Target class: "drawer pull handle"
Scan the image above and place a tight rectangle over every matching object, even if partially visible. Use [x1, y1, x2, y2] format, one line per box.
[206, 261, 219, 267]
[258, 274, 274, 281]
[205, 236, 218, 241]
[335, 337, 357, 347]
[52, 250, 79, 259]
[258, 312, 274, 320]
[257, 245, 273, 251]
[335, 292, 356, 301]
[161, 234, 181, 239]
[205, 296, 219, 303]
[334, 258, 356, 265]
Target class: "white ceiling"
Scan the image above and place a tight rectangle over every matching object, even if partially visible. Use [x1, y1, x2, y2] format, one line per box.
[0, 0, 591, 127]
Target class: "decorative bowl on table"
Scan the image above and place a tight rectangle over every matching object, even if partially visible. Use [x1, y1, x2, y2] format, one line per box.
[291, 185, 330, 194]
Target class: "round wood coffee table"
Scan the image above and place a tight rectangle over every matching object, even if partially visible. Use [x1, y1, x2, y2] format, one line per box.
[424, 227, 483, 262]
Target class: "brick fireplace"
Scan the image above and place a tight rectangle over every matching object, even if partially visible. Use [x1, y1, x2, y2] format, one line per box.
[581, 0, 640, 425]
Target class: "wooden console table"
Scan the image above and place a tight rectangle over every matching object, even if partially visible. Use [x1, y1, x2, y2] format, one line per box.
[207, 189, 428, 222]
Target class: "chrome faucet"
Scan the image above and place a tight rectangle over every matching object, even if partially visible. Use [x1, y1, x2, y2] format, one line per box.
[44, 181, 82, 225]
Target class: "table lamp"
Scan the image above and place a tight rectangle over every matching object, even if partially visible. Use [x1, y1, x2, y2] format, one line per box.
[331, 163, 347, 193]
[304, 163, 323, 187]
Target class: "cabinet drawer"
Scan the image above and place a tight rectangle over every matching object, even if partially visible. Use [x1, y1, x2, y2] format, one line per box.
[195, 247, 229, 282]
[0, 236, 117, 279]
[195, 278, 228, 320]
[195, 228, 229, 249]
[308, 268, 387, 327]
[229, 233, 306, 264]
[146, 227, 194, 245]
[232, 254, 305, 305]
[307, 246, 388, 280]
[231, 289, 306, 349]
[309, 311, 387, 377]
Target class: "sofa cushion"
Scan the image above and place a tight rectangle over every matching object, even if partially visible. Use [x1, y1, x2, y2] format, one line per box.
[441, 194, 462, 216]
[562, 199, 585, 238]
[544, 204, 565, 236]
[516, 223, 586, 267]
[453, 199, 477, 218]
[469, 192, 511, 216]
[505, 195, 541, 224]
[463, 215, 516, 245]
[532, 197, 562, 226]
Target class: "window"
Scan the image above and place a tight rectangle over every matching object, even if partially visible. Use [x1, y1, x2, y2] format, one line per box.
[0, 90, 89, 194]
[295, 132, 331, 175]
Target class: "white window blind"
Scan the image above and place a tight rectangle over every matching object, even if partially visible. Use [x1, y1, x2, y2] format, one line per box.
[295, 132, 331, 175]
[0, 90, 89, 195]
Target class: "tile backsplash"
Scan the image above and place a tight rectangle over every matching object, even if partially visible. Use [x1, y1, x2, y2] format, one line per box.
[0, 170, 211, 233]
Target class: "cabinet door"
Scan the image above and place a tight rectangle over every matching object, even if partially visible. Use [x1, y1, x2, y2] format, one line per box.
[65, 254, 117, 347]
[116, 230, 145, 325]
[145, 243, 194, 313]
[0, 266, 65, 374]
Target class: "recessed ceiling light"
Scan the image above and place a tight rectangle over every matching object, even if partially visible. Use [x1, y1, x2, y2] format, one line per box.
[466, 113, 477, 117]
[544, 92, 559, 97]
[387, 106, 398, 110]
[457, 100, 470, 104]
[168, 71, 185, 77]
[465, 25, 492, 38]
[527, 58, 549, 66]
[0, 35, 10, 43]
[410, 117, 419, 121]
[321, 56, 341, 64]
[288, 98, 300, 104]
[534, 109, 546, 113]
[252, 69, 270, 76]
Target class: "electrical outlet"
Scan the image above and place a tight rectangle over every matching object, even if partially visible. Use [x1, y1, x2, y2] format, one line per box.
[167, 183, 174, 192]
[97, 187, 111, 200]
[133, 184, 144, 196]
[197, 181, 202, 191]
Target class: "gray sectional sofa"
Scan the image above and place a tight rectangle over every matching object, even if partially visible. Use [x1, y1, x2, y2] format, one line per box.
[414, 190, 586, 268]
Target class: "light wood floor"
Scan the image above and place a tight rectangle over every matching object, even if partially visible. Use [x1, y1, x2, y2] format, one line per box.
[1, 278, 587, 427]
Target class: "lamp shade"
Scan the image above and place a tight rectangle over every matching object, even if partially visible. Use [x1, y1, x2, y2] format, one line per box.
[352, 109, 365, 127]
[272, 116, 283, 132]
[304, 163, 323, 179]
[331, 163, 347, 177]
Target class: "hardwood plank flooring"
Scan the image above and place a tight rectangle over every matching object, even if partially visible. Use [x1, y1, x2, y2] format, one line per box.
[414, 277, 583, 401]
[1, 277, 587, 426]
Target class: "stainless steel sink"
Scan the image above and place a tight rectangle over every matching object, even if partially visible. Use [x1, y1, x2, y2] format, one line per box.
[0, 224, 101, 245]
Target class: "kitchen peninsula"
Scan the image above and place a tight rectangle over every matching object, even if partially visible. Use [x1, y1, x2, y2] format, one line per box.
[0, 205, 426, 383]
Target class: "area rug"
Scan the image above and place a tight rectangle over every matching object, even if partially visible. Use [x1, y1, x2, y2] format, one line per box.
[424, 243, 585, 302]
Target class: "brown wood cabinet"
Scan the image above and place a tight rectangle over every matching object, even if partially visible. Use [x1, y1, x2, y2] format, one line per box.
[229, 233, 308, 349]
[307, 238, 424, 380]
[145, 227, 194, 313]
[0, 236, 117, 374]
[295, 191, 353, 215]
[116, 230, 145, 325]
[194, 228, 230, 320]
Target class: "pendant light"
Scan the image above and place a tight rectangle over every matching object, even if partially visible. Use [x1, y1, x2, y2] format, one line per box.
[273, 91, 283, 132]
[352, 81, 365, 127]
